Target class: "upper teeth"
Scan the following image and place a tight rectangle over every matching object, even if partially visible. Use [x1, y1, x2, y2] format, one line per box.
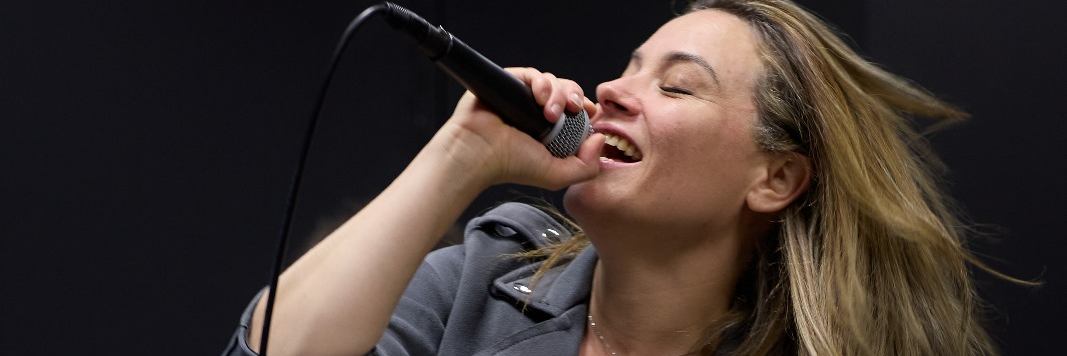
[603, 133, 643, 161]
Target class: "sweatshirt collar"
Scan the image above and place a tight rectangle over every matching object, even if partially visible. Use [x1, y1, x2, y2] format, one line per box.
[492, 246, 598, 318]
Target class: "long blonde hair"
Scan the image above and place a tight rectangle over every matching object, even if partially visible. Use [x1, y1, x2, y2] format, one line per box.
[525, 0, 1018, 354]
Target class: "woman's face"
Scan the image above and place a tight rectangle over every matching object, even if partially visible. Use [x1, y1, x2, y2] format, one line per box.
[564, 9, 770, 239]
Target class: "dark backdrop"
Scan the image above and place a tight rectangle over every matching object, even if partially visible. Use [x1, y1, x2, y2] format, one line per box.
[1, 1, 1061, 355]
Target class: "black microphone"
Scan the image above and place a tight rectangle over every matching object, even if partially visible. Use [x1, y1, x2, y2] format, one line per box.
[380, 2, 592, 158]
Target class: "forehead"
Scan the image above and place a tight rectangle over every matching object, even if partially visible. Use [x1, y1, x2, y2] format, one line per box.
[638, 10, 762, 87]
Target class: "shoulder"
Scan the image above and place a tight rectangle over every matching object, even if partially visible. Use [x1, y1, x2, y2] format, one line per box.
[378, 203, 587, 355]
[418, 202, 573, 295]
[466, 202, 571, 247]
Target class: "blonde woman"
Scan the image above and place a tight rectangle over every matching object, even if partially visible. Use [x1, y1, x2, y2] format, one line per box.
[225, 0, 1007, 354]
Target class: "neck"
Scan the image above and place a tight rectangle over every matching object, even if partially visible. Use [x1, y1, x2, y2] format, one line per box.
[583, 219, 759, 356]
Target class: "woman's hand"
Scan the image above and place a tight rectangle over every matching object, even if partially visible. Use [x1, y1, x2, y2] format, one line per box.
[431, 67, 604, 191]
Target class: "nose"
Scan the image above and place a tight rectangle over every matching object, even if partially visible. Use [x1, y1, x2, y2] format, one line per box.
[595, 76, 641, 120]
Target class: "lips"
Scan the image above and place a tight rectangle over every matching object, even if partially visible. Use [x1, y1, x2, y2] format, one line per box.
[600, 132, 643, 162]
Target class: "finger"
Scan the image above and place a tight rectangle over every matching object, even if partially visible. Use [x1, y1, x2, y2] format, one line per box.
[576, 132, 605, 171]
[543, 133, 604, 190]
[514, 68, 548, 105]
[518, 69, 560, 121]
[539, 72, 565, 122]
[505, 68, 584, 123]
[507, 67, 542, 98]
[583, 97, 599, 118]
[559, 80, 585, 115]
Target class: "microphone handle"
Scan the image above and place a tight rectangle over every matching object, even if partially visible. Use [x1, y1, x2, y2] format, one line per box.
[434, 35, 551, 140]
[382, 2, 590, 157]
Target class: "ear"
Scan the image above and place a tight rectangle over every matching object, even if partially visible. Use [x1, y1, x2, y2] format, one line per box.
[746, 153, 812, 213]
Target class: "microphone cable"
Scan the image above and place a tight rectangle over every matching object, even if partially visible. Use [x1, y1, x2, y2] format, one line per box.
[258, 3, 389, 355]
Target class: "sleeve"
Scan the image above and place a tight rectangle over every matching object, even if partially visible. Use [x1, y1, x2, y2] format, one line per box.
[219, 246, 466, 356]
[219, 202, 556, 356]
[369, 245, 465, 355]
[220, 289, 264, 356]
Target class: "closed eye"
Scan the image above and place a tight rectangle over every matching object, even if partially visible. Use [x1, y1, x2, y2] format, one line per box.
[660, 86, 693, 95]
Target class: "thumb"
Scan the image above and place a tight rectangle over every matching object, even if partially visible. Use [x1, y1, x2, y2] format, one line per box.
[538, 133, 604, 190]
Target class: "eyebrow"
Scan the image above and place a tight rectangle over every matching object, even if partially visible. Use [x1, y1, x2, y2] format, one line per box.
[631, 50, 722, 87]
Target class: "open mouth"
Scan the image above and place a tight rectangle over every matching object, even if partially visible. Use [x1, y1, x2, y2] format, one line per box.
[600, 133, 643, 162]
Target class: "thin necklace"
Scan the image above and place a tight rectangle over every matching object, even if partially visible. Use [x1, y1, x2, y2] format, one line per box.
[587, 315, 703, 356]
[588, 314, 620, 356]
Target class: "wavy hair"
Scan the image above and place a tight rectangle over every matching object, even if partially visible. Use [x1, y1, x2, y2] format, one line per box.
[523, 0, 1020, 354]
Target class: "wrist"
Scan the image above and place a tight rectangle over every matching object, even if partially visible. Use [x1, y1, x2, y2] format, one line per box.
[416, 124, 498, 197]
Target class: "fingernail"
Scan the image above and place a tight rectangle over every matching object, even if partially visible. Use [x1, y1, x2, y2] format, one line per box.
[550, 104, 562, 118]
[569, 93, 581, 108]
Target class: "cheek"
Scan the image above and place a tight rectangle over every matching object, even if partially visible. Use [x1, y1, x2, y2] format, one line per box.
[660, 115, 755, 167]
[655, 116, 761, 200]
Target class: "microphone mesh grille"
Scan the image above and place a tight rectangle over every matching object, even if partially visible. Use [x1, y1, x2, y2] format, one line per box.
[545, 111, 593, 158]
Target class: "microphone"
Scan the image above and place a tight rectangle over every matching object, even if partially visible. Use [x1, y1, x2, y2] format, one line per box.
[380, 2, 592, 158]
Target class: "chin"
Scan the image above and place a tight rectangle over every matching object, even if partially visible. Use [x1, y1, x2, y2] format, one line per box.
[561, 182, 595, 224]
[562, 181, 627, 229]
[561, 184, 583, 215]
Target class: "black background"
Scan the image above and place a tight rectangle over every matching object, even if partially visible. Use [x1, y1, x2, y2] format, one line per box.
[1, 1, 1062, 355]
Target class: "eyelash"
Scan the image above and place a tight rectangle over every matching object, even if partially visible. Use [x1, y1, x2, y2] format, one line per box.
[660, 86, 692, 96]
